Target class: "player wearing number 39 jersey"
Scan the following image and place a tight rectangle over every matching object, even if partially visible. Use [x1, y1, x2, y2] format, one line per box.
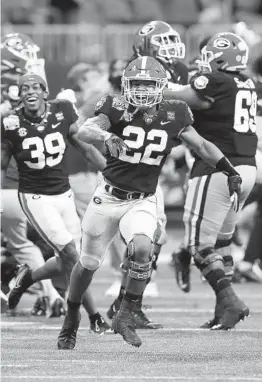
[165, 32, 257, 330]
[3, 74, 110, 333]
[57, 55, 243, 349]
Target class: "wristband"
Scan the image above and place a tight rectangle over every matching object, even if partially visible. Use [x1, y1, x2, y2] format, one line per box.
[103, 131, 112, 143]
[216, 157, 239, 176]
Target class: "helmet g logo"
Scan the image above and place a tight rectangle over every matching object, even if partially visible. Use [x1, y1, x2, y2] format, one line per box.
[139, 23, 156, 36]
[213, 38, 230, 49]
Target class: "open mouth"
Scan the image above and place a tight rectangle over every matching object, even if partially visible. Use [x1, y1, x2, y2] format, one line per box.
[26, 96, 38, 106]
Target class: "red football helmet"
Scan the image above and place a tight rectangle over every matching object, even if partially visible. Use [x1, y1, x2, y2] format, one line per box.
[1, 33, 40, 74]
[197, 32, 249, 73]
[133, 21, 185, 62]
[122, 56, 168, 107]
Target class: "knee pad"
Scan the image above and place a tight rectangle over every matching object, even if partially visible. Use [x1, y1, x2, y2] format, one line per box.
[127, 236, 153, 281]
[215, 238, 234, 278]
[194, 247, 223, 277]
[80, 253, 101, 271]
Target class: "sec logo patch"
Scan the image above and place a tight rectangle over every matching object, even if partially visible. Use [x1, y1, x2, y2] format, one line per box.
[194, 75, 209, 90]
[18, 128, 27, 137]
[93, 197, 102, 204]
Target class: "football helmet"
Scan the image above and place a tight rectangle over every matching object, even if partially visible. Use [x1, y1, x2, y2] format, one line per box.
[1, 33, 40, 74]
[197, 32, 249, 73]
[122, 56, 168, 107]
[133, 21, 185, 62]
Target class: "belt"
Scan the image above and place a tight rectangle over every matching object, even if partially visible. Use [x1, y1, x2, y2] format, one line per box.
[105, 184, 152, 201]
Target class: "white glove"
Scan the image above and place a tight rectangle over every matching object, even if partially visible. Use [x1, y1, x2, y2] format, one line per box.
[56, 89, 77, 104]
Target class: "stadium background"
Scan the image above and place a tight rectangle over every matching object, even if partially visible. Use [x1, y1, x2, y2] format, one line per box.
[1, 2, 262, 380]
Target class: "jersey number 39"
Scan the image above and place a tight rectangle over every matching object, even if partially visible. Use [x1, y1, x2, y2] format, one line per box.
[118, 126, 168, 165]
[22, 132, 66, 169]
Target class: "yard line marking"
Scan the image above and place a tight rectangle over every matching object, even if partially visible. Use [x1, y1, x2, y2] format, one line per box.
[2, 376, 262, 380]
[2, 323, 262, 333]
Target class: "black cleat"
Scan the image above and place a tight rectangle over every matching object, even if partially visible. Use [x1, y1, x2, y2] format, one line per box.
[112, 300, 142, 347]
[90, 313, 111, 334]
[50, 298, 66, 318]
[57, 310, 81, 350]
[132, 306, 163, 329]
[170, 248, 191, 293]
[200, 299, 223, 329]
[107, 298, 121, 320]
[8, 264, 33, 310]
[211, 289, 249, 330]
[31, 296, 48, 316]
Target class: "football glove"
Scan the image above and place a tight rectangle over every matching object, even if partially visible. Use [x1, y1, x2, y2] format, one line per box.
[228, 174, 242, 212]
[105, 133, 130, 158]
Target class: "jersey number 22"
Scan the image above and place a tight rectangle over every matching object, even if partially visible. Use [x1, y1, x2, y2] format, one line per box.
[118, 126, 168, 165]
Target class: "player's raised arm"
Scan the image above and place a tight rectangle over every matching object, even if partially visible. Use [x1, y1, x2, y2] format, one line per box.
[68, 121, 106, 172]
[77, 114, 112, 144]
[164, 84, 211, 110]
[179, 124, 242, 211]
[78, 114, 130, 159]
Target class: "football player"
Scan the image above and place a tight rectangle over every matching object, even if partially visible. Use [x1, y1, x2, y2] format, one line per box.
[133, 20, 188, 87]
[106, 57, 164, 329]
[106, 20, 187, 327]
[4, 73, 110, 332]
[164, 32, 257, 329]
[1, 32, 65, 316]
[57, 55, 243, 349]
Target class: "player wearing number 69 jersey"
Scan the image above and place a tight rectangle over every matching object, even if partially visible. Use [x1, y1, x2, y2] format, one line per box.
[165, 32, 257, 329]
[2, 73, 111, 333]
[57, 55, 244, 349]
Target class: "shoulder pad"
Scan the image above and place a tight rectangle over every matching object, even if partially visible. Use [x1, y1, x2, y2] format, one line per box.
[111, 95, 127, 111]
[94, 94, 112, 112]
[3, 114, 20, 130]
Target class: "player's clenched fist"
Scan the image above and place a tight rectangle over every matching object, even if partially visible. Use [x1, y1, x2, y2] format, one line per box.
[105, 133, 130, 158]
[227, 174, 242, 212]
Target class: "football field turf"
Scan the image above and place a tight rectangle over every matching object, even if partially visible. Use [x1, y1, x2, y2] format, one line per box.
[1, 260, 262, 382]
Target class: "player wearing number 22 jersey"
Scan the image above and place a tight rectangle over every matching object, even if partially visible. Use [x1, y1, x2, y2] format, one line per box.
[57, 55, 244, 350]
[165, 32, 257, 330]
[4, 73, 111, 334]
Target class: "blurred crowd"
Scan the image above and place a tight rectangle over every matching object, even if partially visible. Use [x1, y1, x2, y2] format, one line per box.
[2, 0, 262, 27]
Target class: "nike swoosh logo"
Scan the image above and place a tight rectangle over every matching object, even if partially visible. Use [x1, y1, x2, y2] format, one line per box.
[160, 121, 171, 125]
[52, 122, 61, 129]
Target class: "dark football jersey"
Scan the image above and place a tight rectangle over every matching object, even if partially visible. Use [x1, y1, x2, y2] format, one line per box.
[2, 99, 78, 195]
[94, 94, 193, 193]
[189, 71, 258, 178]
[162, 60, 188, 86]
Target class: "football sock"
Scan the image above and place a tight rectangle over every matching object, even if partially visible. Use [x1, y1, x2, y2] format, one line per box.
[89, 312, 101, 323]
[124, 291, 140, 303]
[204, 269, 231, 295]
[67, 299, 81, 311]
